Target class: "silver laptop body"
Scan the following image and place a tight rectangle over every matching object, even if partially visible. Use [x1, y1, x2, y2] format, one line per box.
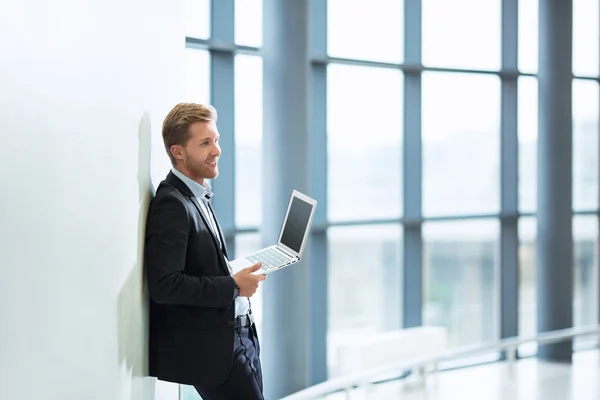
[229, 190, 317, 275]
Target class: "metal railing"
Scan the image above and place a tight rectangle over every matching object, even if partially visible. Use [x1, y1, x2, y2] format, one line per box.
[282, 325, 600, 400]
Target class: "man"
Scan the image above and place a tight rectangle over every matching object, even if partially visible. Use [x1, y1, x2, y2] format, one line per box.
[145, 103, 266, 399]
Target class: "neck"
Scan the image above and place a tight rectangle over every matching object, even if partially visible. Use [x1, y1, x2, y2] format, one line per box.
[174, 165, 205, 186]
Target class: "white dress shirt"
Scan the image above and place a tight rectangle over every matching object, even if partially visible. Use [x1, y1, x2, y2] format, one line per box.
[171, 168, 249, 317]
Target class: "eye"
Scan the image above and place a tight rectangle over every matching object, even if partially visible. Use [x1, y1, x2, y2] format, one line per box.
[201, 141, 209, 146]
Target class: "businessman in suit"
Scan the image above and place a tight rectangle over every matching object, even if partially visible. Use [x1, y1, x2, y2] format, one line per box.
[145, 103, 266, 399]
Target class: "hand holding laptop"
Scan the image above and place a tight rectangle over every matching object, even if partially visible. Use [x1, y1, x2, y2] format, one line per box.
[233, 262, 267, 297]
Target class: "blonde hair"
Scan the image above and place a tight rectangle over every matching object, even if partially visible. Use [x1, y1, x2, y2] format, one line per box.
[162, 103, 218, 165]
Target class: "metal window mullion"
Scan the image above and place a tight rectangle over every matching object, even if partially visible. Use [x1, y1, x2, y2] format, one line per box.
[308, 0, 328, 385]
[500, 0, 520, 353]
[209, 0, 236, 252]
[596, 16, 600, 340]
[402, 0, 423, 328]
[536, 0, 574, 362]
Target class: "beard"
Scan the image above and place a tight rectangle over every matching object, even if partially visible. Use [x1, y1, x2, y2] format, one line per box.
[184, 154, 218, 181]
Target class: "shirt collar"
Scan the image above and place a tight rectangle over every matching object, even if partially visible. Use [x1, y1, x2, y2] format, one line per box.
[171, 167, 214, 200]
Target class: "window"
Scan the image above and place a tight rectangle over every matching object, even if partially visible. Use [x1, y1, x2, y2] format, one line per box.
[327, 64, 403, 221]
[235, 0, 262, 47]
[574, 216, 598, 349]
[519, 0, 538, 73]
[422, 72, 500, 217]
[327, 224, 402, 377]
[423, 219, 498, 348]
[573, 80, 599, 211]
[518, 77, 538, 213]
[235, 55, 263, 227]
[573, 0, 599, 77]
[518, 217, 537, 357]
[180, 385, 200, 400]
[184, 0, 210, 39]
[422, 0, 500, 70]
[519, 216, 600, 355]
[327, 0, 403, 63]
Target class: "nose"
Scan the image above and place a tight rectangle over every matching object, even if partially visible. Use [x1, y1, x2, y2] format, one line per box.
[211, 142, 221, 157]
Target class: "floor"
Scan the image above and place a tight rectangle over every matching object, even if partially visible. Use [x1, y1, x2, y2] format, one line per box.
[324, 349, 600, 400]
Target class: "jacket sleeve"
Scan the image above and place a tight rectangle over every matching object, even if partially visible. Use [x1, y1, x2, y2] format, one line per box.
[145, 193, 235, 307]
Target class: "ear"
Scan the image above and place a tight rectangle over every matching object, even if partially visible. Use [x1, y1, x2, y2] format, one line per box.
[170, 145, 185, 162]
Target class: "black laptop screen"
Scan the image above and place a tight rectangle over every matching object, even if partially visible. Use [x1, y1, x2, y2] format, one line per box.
[280, 196, 313, 253]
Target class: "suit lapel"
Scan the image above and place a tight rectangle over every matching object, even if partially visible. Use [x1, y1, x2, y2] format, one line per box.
[166, 172, 230, 274]
[205, 200, 229, 259]
[190, 198, 223, 250]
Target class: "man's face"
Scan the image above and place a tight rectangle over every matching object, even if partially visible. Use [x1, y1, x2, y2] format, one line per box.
[176, 121, 221, 183]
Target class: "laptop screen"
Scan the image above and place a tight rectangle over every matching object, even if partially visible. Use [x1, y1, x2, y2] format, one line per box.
[280, 196, 314, 253]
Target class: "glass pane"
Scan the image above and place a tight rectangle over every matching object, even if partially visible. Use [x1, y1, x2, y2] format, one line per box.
[423, 219, 498, 347]
[519, 216, 600, 355]
[573, 80, 599, 211]
[574, 215, 599, 349]
[422, 72, 500, 216]
[181, 385, 201, 399]
[573, 0, 599, 77]
[184, 0, 210, 39]
[518, 77, 538, 213]
[235, 55, 263, 227]
[519, 0, 538, 73]
[518, 217, 537, 357]
[327, 64, 402, 221]
[327, 0, 403, 63]
[327, 225, 402, 377]
[422, 0, 500, 70]
[235, 0, 262, 47]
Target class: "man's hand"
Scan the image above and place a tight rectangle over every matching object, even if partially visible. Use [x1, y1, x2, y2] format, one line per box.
[233, 262, 267, 297]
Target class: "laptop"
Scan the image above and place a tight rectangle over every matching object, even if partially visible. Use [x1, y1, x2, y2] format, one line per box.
[229, 190, 317, 275]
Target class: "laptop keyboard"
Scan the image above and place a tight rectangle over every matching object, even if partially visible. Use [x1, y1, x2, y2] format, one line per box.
[247, 247, 293, 270]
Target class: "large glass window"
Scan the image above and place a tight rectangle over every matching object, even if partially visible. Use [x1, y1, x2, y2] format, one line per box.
[519, 0, 538, 73]
[518, 77, 538, 213]
[327, 64, 403, 222]
[235, 0, 263, 47]
[327, 0, 403, 63]
[422, 0, 501, 70]
[519, 216, 600, 355]
[235, 55, 263, 227]
[327, 224, 402, 377]
[573, 0, 599, 77]
[422, 72, 500, 217]
[573, 80, 599, 211]
[574, 215, 599, 349]
[184, 0, 210, 39]
[181, 385, 200, 400]
[423, 219, 498, 347]
[518, 217, 537, 357]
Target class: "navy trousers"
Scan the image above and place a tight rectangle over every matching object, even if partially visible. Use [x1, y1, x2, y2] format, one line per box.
[194, 325, 264, 400]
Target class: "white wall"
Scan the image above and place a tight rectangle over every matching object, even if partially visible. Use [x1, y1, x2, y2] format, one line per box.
[0, 1, 185, 399]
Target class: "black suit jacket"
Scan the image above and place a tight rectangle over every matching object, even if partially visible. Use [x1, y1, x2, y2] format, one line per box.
[145, 171, 237, 386]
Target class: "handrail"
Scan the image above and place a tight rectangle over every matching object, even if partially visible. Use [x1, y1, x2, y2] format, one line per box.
[282, 324, 600, 400]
